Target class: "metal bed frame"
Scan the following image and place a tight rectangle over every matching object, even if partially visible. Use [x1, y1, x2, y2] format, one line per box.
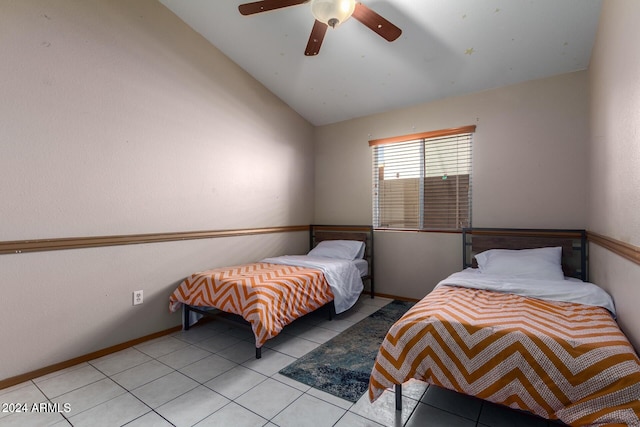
[394, 227, 588, 410]
[182, 224, 374, 359]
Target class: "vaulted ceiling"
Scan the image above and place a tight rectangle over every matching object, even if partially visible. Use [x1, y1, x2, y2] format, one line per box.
[159, 0, 602, 126]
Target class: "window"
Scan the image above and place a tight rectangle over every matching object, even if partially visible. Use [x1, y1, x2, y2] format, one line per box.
[371, 125, 475, 231]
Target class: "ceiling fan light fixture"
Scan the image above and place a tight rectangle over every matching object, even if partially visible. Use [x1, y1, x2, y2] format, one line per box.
[310, 0, 356, 28]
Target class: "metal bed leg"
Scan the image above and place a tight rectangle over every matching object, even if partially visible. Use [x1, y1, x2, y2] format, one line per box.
[255, 347, 261, 359]
[395, 384, 402, 411]
[183, 305, 191, 331]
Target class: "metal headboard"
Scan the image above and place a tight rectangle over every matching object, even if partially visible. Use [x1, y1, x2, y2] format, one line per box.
[462, 228, 587, 281]
[310, 224, 374, 296]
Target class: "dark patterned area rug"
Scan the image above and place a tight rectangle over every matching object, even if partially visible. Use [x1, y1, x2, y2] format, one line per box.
[279, 300, 414, 402]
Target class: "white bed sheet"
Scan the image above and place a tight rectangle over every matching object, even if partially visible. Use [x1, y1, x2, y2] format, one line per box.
[436, 268, 616, 316]
[353, 258, 369, 277]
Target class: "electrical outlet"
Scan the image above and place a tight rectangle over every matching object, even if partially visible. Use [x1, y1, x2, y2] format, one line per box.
[133, 290, 143, 306]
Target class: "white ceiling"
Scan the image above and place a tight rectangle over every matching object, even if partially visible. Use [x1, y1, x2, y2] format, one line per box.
[159, 0, 602, 126]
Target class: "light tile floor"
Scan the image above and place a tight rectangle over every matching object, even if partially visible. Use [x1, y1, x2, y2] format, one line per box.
[0, 296, 566, 427]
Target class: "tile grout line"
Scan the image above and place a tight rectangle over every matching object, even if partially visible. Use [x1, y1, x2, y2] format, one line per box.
[8, 296, 533, 427]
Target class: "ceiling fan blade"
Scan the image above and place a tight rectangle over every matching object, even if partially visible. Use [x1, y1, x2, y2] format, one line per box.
[304, 20, 328, 56]
[352, 2, 402, 42]
[238, 0, 308, 16]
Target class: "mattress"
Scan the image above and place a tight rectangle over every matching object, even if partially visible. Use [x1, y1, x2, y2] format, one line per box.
[170, 262, 335, 348]
[369, 273, 640, 426]
[259, 255, 364, 313]
[170, 256, 364, 347]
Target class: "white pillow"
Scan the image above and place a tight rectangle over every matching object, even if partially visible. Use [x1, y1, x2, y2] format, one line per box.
[308, 240, 365, 260]
[475, 247, 564, 281]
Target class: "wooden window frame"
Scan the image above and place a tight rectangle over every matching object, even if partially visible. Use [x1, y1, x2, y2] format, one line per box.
[370, 125, 476, 232]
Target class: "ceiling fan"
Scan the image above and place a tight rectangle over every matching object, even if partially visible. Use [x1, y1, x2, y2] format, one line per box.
[238, 0, 402, 56]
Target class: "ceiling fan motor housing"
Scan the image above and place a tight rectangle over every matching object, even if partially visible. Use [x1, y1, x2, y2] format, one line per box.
[310, 0, 356, 28]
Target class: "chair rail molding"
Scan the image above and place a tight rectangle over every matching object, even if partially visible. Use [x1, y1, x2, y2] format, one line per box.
[588, 231, 640, 266]
[0, 225, 310, 255]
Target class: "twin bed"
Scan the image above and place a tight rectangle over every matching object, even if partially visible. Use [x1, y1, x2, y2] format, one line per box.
[169, 224, 373, 358]
[369, 228, 640, 426]
[168, 225, 640, 425]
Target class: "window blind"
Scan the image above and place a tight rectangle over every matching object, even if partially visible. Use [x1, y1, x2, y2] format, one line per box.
[371, 127, 474, 231]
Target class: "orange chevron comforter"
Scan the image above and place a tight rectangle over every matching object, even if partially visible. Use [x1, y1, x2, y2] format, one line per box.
[369, 285, 640, 426]
[169, 262, 334, 348]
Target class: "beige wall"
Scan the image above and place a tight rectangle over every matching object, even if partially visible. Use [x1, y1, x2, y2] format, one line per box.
[0, 0, 314, 381]
[4, 0, 639, 383]
[315, 71, 590, 299]
[587, 0, 640, 348]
